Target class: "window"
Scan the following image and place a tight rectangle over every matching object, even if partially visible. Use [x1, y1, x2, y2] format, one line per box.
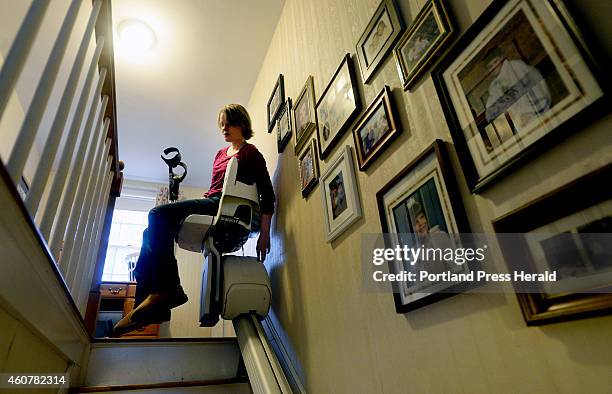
[102, 209, 149, 282]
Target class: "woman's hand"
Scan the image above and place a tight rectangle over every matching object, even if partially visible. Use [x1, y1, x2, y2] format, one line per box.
[256, 213, 273, 262]
[256, 231, 270, 262]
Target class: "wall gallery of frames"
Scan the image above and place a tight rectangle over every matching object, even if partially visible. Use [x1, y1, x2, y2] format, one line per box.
[265, 0, 610, 325]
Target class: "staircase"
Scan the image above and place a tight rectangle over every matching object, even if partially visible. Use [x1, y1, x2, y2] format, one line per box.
[73, 338, 251, 393]
[0, 3, 295, 393]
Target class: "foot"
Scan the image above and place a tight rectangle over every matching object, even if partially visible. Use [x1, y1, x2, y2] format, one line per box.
[134, 286, 188, 310]
[112, 295, 173, 337]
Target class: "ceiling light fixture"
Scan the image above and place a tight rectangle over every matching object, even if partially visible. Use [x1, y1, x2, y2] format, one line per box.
[116, 19, 157, 56]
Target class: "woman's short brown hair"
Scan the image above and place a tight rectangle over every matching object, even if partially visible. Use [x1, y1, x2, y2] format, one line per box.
[218, 104, 253, 140]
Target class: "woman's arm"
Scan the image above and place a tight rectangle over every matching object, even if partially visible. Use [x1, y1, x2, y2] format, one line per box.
[245, 146, 275, 262]
[257, 213, 272, 262]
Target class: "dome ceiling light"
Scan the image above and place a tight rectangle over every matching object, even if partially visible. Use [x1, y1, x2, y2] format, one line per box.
[116, 19, 157, 58]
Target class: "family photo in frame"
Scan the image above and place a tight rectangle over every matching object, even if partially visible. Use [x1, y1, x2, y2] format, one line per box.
[276, 98, 292, 153]
[292, 76, 317, 154]
[433, 0, 606, 192]
[493, 164, 612, 325]
[355, 0, 404, 84]
[267, 73, 285, 132]
[298, 139, 319, 198]
[320, 146, 362, 242]
[352, 85, 401, 170]
[394, 0, 454, 90]
[316, 54, 362, 159]
[376, 140, 471, 312]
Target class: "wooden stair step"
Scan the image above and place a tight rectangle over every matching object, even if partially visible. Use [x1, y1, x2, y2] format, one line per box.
[72, 377, 250, 392]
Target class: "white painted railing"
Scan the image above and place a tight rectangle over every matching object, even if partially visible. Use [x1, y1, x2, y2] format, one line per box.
[0, 0, 119, 317]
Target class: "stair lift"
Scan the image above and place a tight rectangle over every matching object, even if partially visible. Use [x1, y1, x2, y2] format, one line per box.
[176, 157, 292, 393]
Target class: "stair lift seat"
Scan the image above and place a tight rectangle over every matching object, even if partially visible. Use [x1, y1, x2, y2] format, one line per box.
[176, 157, 271, 327]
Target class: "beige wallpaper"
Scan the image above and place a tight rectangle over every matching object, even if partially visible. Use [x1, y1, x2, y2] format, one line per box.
[246, 0, 612, 392]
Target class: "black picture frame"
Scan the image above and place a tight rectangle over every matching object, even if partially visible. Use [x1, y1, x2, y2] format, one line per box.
[492, 163, 612, 325]
[277, 98, 292, 153]
[432, 0, 608, 193]
[316, 54, 362, 160]
[355, 0, 404, 84]
[267, 74, 285, 132]
[376, 140, 471, 312]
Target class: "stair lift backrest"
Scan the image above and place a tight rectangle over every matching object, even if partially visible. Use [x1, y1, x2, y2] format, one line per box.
[210, 157, 261, 254]
[175, 157, 260, 253]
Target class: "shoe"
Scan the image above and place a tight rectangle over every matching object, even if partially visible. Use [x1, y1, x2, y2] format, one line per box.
[134, 286, 188, 310]
[131, 292, 181, 322]
[112, 296, 172, 337]
[112, 310, 146, 337]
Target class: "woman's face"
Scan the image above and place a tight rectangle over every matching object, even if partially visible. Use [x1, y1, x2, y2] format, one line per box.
[219, 113, 245, 143]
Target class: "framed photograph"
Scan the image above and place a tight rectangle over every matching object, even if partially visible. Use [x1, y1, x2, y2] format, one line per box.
[393, 0, 454, 90]
[492, 164, 612, 325]
[267, 74, 285, 132]
[352, 85, 401, 170]
[293, 76, 317, 154]
[432, 0, 606, 192]
[376, 140, 471, 312]
[316, 54, 362, 159]
[298, 139, 319, 197]
[355, 0, 404, 84]
[277, 98, 292, 153]
[320, 146, 362, 242]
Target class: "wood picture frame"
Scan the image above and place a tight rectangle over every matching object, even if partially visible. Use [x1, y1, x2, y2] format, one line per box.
[393, 0, 454, 90]
[293, 76, 317, 155]
[298, 138, 319, 198]
[492, 163, 612, 325]
[355, 0, 404, 84]
[352, 85, 401, 170]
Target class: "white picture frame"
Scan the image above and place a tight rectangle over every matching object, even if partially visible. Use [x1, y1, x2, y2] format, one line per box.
[320, 145, 362, 242]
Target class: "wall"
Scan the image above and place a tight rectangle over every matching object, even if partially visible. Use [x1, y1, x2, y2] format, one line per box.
[246, 0, 612, 392]
[0, 302, 70, 379]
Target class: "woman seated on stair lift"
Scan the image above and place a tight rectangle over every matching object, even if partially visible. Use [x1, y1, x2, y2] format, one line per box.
[113, 104, 276, 336]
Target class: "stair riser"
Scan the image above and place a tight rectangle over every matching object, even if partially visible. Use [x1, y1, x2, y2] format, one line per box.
[86, 342, 241, 387]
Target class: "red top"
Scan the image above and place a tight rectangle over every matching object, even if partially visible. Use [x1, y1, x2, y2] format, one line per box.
[204, 143, 275, 214]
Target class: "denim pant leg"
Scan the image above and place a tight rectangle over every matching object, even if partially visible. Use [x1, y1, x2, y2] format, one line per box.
[133, 196, 220, 304]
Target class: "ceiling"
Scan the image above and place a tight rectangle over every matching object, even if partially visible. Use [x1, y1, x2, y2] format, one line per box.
[112, 0, 284, 187]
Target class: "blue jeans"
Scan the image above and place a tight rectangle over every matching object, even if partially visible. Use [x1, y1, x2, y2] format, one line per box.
[133, 195, 220, 305]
